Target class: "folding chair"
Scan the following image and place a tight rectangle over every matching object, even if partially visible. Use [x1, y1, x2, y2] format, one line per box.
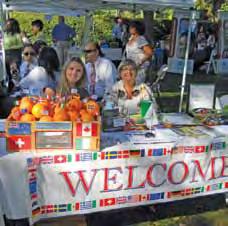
[186, 83, 216, 114]
[206, 48, 217, 74]
[217, 94, 228, 114]
[150, 64, 168, 112]
[219, 94, 228, 108]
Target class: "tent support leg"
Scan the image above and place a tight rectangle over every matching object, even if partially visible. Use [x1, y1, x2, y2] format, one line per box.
[178, 10, 196, 113]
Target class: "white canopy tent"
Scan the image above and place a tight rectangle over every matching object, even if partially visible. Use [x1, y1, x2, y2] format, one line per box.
[2, 0, 196, 15]
[0, 0, 196, 112]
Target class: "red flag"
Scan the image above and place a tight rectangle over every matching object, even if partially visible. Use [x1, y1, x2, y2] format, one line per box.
[100, 198, 116, 207]
[91, 123, 98, 136]
[31, 193, 38, 200]
[54, 155, 67, 163]
[118, 150, 129, 158]
[32, 207, 40, 216]
[46, 205, 54, 213]
[7, 135, 31, 151]
[195, 146, 205, 153]
[76, 123, 82, 136]
[224, 182, 228, 188]
[139, 194, 148, 202]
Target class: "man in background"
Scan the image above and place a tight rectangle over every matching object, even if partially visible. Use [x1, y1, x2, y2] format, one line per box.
[52, 16, 76, 66]
[112, 17, 123, 48]
[84, 42, 117, 99]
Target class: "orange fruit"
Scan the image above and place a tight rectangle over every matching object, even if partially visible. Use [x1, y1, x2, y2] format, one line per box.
[66, 98, 82, 111]
[20, 113, 36, 122]
[38, 98, 50, 107]
[80, 111, 94, 122]
[10, 106, 21, 121]
[79, 109, 87, 115]
[54, 103, 63, 114]
[84, 100, 100, 116]
[19, 99, 33, 113]
[68, 111, 79, 121]
[53, 109, 70, 121]
[39, 115, 53, 122]
[32, 103, 49, 119]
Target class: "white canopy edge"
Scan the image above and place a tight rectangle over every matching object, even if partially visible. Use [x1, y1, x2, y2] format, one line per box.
[2, 0, 196, 16]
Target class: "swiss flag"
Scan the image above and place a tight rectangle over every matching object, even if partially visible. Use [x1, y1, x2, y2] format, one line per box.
[195, 146, 205, 153]
[7, 135, 31, 151]
[54, 155, 67, 163]
[100, 198, 116, 207]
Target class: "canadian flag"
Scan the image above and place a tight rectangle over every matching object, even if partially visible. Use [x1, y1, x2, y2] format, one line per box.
[7, 135, 31, 151]
[76, 122, 98, 137]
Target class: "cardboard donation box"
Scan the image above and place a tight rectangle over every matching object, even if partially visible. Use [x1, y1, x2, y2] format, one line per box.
[74, 121, 100, 151]
[5, 121, 100, 152]
[35, 122, 73, 150]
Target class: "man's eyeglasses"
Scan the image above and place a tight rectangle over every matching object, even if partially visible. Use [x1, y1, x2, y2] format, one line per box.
[83, 49, 96, 54]
[23, 52, 36, 56]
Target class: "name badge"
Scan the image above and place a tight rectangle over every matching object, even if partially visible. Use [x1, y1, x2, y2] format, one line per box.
[71, 88, 78, 94]
[113, 117, 126, 127]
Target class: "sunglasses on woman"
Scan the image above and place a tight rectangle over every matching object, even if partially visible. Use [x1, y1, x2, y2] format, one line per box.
[23, 52, 36, 56]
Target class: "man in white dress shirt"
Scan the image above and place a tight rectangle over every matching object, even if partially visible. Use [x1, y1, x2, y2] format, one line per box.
[84, 42, 117, 99]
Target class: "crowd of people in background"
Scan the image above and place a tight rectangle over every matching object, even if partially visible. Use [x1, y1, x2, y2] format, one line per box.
[178, 21, 217, 70]
[3, 16, 156, 114]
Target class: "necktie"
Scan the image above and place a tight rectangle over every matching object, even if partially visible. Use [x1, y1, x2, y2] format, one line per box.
[90, 63, 96, 95]
[24, 63, 30, 77]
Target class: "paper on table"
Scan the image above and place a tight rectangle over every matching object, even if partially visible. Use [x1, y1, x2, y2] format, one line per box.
[211, 125, 228, 136]
[160, 113, 197, 125]
[126, 129, 179, 144]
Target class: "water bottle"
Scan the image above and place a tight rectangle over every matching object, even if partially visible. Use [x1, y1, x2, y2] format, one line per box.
[104, 93, 115, 110]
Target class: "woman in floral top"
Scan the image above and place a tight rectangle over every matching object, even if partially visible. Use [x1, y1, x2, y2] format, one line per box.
[109, 59, 155, 114]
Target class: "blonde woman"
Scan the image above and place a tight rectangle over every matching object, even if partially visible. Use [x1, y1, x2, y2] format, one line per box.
[57, 57, 89, 98]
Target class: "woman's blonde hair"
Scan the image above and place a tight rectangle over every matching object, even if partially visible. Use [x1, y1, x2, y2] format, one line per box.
[58, 57, 87, 95]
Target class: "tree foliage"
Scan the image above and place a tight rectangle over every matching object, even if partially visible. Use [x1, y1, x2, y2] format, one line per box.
[10, 10, 143, 46]
[9, 1, 227, 46]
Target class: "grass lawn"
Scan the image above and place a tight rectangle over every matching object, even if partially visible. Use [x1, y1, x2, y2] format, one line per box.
[132, 71, 228, 226]
[132, 209, 228, 226]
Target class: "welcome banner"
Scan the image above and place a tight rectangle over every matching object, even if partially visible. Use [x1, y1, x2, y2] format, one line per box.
[27, 140, 228, 224]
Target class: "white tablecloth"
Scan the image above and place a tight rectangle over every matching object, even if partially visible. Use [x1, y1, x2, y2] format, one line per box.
[0, 153, 33, 219]
[0, 125, 228, 222]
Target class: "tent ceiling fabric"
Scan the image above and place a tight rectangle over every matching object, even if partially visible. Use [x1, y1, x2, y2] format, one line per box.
[2, 0, 196, 15]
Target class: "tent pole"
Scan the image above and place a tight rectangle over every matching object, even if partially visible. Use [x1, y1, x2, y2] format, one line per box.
[178, 9, 196, 113]
[81, 12, 93, 49]
[0, 3, 7, 83]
